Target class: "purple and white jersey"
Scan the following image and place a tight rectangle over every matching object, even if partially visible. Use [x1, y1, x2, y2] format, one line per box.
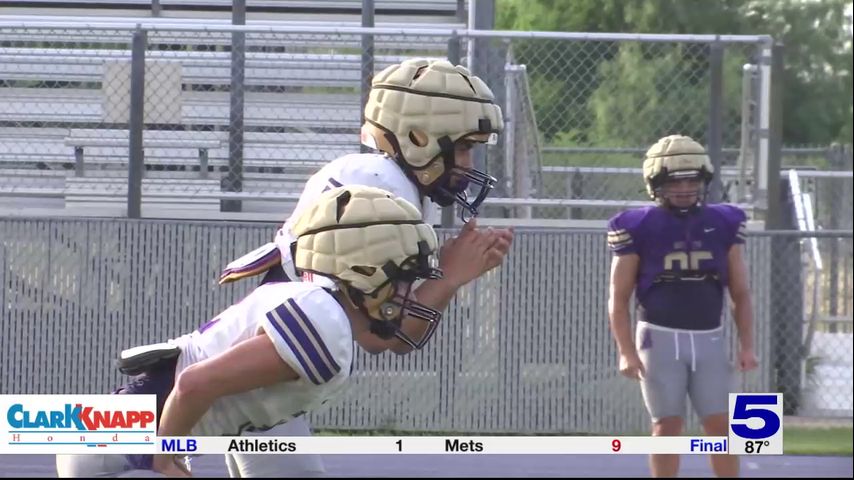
[607, 204, 747, 330]
[168, 281, 353, 436]
[274, 153, 438, 287]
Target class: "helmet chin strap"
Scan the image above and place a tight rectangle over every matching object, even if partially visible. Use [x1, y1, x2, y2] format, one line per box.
[657, 185, 708, 216]
[668, 202, 701, 216]
[368, 316, 397, 340]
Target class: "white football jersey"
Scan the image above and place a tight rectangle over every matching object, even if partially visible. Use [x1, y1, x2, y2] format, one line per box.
[274, 152, 439, 283]
[168, 281, 353, 437]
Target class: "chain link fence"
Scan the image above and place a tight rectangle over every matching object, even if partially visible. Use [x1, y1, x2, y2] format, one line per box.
[1, 23, 792, 223]
[753, 231, 854, 418]
[778, 145, 854, 233]
[467, 33, 770, 221]
[2, 218, 851, 433]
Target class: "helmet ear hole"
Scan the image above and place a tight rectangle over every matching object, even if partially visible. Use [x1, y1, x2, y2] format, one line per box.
[412, 65, 428, 81]
[408, 130, 429, 147]
[335, 190, 352, 222]
[459, 72, 476, 95]
[351, 265, 376, 276]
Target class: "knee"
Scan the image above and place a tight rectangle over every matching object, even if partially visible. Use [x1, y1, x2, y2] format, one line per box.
[702, 413, 730, 435]
[652, 416, 683, 436]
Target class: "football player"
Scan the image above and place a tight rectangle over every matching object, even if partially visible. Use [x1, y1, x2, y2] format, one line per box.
[55, 186, 451, 478]
[606, 135, 758, 477]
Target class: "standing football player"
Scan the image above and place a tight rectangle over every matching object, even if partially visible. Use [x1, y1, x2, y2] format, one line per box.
[607, 135, 758, 477]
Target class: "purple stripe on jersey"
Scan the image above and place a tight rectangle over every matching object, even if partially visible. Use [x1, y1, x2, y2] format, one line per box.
[287, 299, 341, 374]
[278, 302, 338, 383]
[266, 308, 322, 385]
[198, 317, 221, 334]
[328, 177, 343, 188]
[220, 248, 281, 277]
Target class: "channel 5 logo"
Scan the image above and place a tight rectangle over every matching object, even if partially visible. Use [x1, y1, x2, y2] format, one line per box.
[728, 393, 783, 455]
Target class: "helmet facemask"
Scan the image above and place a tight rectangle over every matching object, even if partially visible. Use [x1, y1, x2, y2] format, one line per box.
[425, 134, 497, 222]
[649, 169, 712, 215]
[341, 241, 443, 350]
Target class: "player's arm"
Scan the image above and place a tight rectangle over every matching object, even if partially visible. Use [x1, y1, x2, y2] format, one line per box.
[606, 214, 645, 372]
[157, 333, 299, 437]
[727, 244, 757, 371]
[608, 253, 640, 359]
[380, 219, 500, 354]
[355, 329, 394, 354]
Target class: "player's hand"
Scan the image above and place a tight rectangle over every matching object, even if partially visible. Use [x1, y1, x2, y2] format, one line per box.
[738, 347, 758, 372]
[153, 454, 192, 477]
[482, 227, 513, 274]
[619, 352, 645, 380]
[439, 218, 496, 288]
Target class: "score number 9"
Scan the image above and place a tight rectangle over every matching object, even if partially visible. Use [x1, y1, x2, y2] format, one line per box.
[612, 439, 621, 452]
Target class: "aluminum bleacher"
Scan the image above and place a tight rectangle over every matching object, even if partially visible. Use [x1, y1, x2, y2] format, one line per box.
[0, 0, 466, 220]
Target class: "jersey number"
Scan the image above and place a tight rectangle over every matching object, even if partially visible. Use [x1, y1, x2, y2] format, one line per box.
[663, 250, 713, 271]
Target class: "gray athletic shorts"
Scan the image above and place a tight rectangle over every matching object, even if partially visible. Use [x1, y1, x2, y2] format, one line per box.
[635, 321, 734, 422]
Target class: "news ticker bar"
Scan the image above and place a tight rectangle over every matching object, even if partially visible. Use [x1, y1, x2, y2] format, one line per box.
[4, 435, 782, 455]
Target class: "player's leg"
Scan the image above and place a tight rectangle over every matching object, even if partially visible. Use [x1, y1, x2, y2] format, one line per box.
[636, 323, 689, 478]
[55, 453, 173, 478]
[701, 413, 736, 477]
[226, 416, 325, 478]
[649, 417, 683, 477]
[57, 357, 178, 478]
[688, 329, 738, 477]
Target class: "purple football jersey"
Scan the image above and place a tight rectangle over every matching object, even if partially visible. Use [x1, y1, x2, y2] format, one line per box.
[607, 204, 747, 330]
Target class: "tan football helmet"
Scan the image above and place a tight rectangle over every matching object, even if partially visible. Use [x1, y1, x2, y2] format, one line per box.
[291, 185, 443, 349]
[642, 134, 714, 209]
[361, 58, 504, 219]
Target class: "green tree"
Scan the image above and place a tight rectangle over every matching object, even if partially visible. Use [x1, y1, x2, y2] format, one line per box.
[588, 43, 706, 146]
[742, 0, 853, 145]
[497, 0, 853, 147]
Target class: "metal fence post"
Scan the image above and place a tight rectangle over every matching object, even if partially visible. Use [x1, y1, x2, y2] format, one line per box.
[766, 43, 785, 229]
[127, 27, 146, 219]
[827, 144, 842, 332]
[755, 39, 775, 217]
[442, 34, 462, 228]
[707, 41, 724, 203]
[504, 65, 515, 208]
[360, 0, 375, 154]
[765, 43, 802, 415]
[224, 0, 246, 212]
[737, 63, 758, 204]
[74, 146, 85, 178]
[570, 170, 584, 220]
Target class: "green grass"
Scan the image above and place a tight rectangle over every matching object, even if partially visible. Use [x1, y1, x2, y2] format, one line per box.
[784, 426, 853, 456]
